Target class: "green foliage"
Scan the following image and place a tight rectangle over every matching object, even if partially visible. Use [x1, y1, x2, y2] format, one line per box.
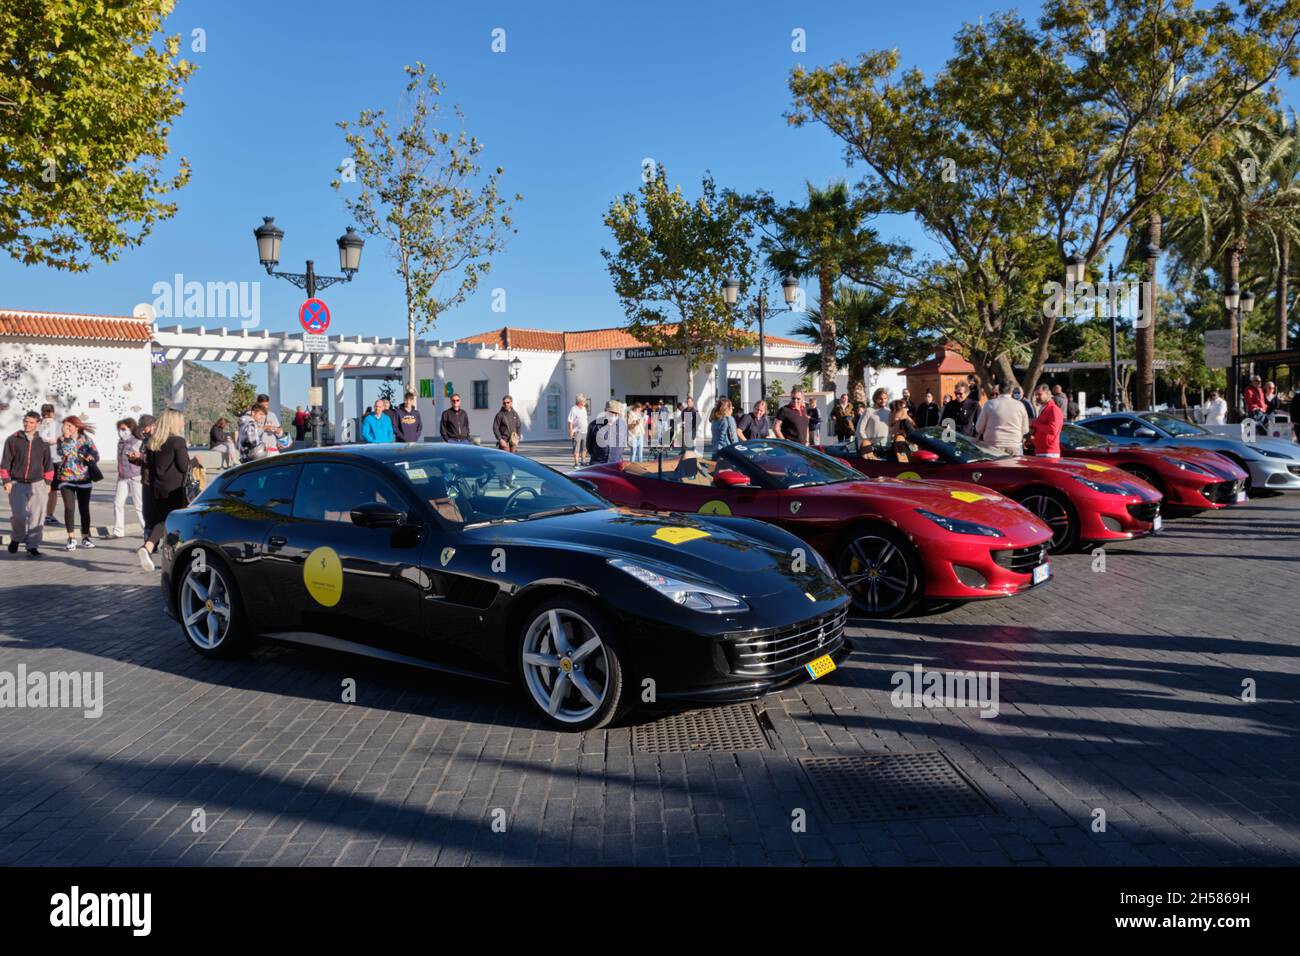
[602, 167, 757, 381]
[0, 0, 194, 270]
[793, 286, 937, 400]
[227, 364, 257, 422]
[786, 1, 1300, 390]
[334, 63, 519, 364]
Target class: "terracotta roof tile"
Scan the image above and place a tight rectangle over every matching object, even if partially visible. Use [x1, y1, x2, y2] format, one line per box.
[458, 325, 810, 354]
[0, 308, 153, 342]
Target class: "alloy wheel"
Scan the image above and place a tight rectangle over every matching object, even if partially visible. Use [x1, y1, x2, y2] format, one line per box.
[839, 534, 914, 614]
[521, 608, 610, 724]
[1020, 494, 1072, 549]
[180, 560, 233, 650]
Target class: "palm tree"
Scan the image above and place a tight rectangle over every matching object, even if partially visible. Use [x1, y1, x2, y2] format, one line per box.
[1164, 115, 1300, 389]
[792, 286, 932, 402]
[760, 181, 885, 388]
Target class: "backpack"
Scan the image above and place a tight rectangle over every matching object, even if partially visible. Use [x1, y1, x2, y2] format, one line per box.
[586, 417, 608, 464]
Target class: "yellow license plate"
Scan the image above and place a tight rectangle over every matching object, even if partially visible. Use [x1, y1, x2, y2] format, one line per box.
[805, 654, 836, 680]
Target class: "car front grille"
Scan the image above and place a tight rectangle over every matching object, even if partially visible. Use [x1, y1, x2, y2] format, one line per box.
[1126, 501, 1161, 522]
[1203, 479, 1242, 504]
[991, 543, 1049, 574]
[727, 608, 848, 678]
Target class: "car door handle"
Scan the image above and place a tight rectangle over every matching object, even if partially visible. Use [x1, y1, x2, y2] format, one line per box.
[267, 535, 288, 548]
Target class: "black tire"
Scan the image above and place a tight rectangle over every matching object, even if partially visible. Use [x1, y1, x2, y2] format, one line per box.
[1015, 487, 1079, 553]
[834, 524, 923, 618]
[175, 548, 251, 658]
[1121, 464, 1164, 497]
[515, 598, 628, 731]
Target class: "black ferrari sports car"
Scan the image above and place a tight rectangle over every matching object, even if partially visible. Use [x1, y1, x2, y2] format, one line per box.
[160, 444, 850, 730]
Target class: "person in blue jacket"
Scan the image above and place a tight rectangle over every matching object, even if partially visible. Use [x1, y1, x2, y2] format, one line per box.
[360, 404, 394, 443]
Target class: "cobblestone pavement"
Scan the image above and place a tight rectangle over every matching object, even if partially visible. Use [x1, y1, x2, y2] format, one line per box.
[0, 448, 1297, 866]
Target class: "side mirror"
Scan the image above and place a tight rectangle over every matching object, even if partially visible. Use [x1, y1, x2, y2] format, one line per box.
[713, 469, 750, 488]
[350, 501, 407, 528]
[572, 477, 600, 495]
[1134, 428, 1158, 439]
[912, 449, 940, 462]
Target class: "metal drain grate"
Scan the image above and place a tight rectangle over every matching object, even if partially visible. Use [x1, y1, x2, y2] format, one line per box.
[633, 704, 771, 753]
[800, 752, 993, 823]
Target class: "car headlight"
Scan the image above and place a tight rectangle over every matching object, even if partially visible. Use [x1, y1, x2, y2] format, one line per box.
[1072, 475, 1128, 494]
[1259, 448, 1295, 460]
[915, 508, 1003, 538]
[1173, 459, 1214, 475]
[608, 558, 748, 613]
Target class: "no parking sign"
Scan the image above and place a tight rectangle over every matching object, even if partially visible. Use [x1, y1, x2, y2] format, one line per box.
[299, 298, 331, 333]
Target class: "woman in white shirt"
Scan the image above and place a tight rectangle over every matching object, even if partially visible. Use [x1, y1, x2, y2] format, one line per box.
[627, 403, 646, 462]
[855, 388, 891, 455]
[1202, 390, 1228, 425]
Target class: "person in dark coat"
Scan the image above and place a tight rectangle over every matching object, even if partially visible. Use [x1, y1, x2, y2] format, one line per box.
[133, 409, 190, 571]
[439, 394, 471, 443]
[940, 382, 980, 436]
[493, 396, 522, 452]
[393, 391, 423, 443]
[916, 390, 942, 428]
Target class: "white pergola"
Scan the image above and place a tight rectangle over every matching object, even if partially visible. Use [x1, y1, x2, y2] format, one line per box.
[151, 325, 505, 437]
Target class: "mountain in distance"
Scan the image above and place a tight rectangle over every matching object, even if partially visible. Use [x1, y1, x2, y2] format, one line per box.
[151, 362, 292, 445]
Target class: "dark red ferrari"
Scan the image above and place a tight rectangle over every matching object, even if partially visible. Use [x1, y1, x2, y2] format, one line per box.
[1057, 423, 1249, 514]
[573, 438, 1054, 618]
[821, 426, 1164, 553]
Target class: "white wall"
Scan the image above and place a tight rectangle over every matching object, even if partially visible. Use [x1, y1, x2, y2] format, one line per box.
[0, 338, 153, 462]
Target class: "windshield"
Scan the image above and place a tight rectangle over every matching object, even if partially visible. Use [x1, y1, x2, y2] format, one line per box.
[386, 448, 605, 529]
[909, 426, 1011, 463]
[722, 439, 862, 488]
[1059, 423, 1110, 450]
[1141, 413, 1207, 438]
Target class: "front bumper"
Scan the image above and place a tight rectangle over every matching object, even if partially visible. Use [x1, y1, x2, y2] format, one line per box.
[1078, 497, 1161, 542]
[1250, 459, 1300, 491]
[623, 601, 854, 704]
[920, 540, 1053, 600]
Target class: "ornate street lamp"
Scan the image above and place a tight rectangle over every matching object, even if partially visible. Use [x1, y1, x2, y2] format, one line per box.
[651, 364, 664, 389]
[253, 216, 365, 446]
[722, 274, 798, 401]
[1065, 252, 1087, 286]
[509, 355, 522, 381]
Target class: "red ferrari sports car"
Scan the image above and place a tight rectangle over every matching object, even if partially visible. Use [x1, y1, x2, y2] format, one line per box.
[1057, 423, 1249, 513]
[821, 427, 1163, 553]
[573, 438, 1054, 618]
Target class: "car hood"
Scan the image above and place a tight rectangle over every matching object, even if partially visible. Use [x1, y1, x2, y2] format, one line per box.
[1159, 434, 1299, 459]
[465, 506, 825, 598]
[820, 478, 1053, 539]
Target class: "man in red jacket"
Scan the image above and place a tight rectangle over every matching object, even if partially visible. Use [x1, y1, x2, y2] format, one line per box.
[1028, 383, 1063, 457]
[1, 411, 55, 556]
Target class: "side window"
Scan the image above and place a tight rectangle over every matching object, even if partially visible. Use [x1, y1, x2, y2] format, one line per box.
[224, 465, 299, 515]
[1086, 418, 1121, 437]
[294, 463, 396, 523]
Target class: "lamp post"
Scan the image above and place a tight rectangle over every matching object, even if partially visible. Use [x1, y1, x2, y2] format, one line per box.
[1224, 284, 1255, 416]
[1107, 262, 1120, 410]
[254, 217, 363, 446]
[722, 275, 799, 404]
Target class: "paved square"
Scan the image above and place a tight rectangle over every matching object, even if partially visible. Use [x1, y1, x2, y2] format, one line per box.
[1, 451, 1296, 866]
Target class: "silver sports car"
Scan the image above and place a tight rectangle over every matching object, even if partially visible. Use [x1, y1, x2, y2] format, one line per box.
[1078, 411, 1300, 494]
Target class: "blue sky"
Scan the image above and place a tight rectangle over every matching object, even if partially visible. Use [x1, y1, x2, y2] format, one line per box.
[4, 0, 1298, 402]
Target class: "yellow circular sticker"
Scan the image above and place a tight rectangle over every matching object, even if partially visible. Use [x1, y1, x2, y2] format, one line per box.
[898, 471, 922, 480]
[698, 500, 732, 516]
[304, 546, 343, 607]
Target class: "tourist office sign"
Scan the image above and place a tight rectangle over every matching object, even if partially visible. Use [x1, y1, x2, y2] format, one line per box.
[619, 347, 682, 360]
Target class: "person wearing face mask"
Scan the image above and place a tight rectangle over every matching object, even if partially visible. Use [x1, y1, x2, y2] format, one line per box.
[111, 418, 146, 539]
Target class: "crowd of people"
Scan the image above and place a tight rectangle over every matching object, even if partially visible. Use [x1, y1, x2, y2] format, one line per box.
[2, 404, 201, 568]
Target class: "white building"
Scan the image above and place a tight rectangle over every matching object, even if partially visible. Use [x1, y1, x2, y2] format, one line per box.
[0, 308, 155, 462]
[430, 325, 821, 439]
